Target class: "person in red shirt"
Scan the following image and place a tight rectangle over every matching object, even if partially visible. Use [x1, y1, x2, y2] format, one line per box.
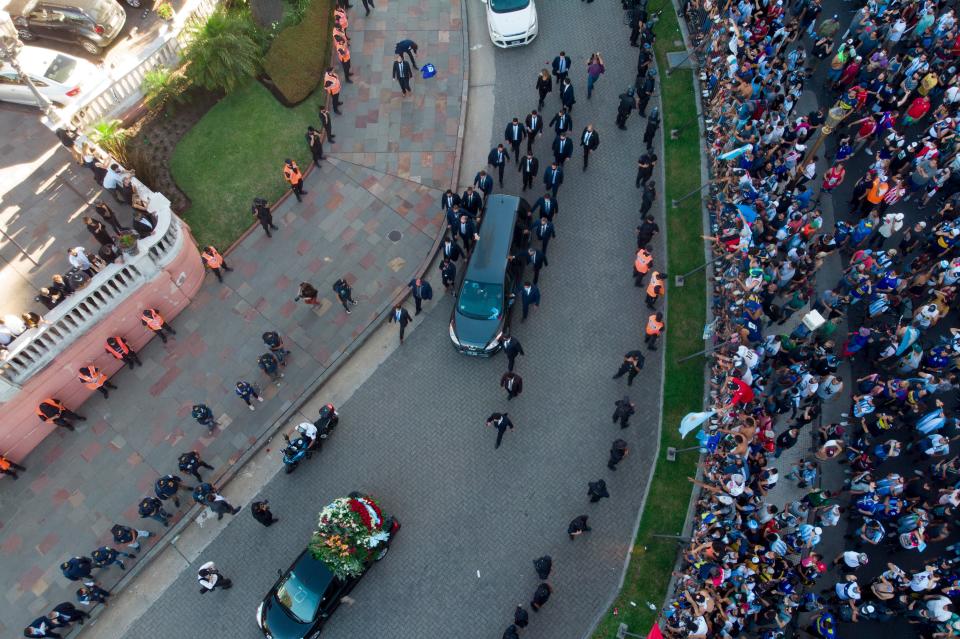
[821, 163, 846, 193]
[725, 378, 755, 409]
[904, 95, 931, 125]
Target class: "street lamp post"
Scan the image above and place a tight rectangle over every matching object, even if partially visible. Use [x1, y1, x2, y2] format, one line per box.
[0, 10, 53, 115]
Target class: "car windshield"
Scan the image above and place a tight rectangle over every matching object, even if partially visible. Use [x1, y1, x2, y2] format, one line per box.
[276, 570, 322, 623]
[489, 0, 529, 13]
[458, 280, 503, 320]
[43, 55, 76, 83]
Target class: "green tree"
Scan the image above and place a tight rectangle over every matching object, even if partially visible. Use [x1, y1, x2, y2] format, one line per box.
[183, 9, 261, 93]
[89, 119, 129, 161]
[141, 67, 190, 112]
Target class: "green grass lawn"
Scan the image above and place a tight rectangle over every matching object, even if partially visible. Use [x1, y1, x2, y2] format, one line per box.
[171, 80, 323, 249]
[590, 3, 706, 638]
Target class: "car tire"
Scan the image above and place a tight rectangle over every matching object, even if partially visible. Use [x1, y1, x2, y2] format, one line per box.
[284, 464, 295, 474]
[80, 39, 102, 55]
[126, 0, 142, 5]
[16, 28, 36, 41]
[374, 545, 389, 561]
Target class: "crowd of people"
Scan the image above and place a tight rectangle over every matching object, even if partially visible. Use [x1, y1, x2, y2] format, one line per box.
[658, 0, 960, 637]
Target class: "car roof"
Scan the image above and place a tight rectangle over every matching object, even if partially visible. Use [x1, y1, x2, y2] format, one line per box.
[463, 194, 523, 283]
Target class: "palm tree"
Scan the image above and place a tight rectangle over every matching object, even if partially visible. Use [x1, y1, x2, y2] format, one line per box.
[89, 119, 129, 161]
[141, 67, 190, 112]
[183, 9, 261, 94]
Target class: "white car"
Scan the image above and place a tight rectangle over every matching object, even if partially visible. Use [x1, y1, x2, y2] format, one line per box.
[481, 0, 538, 48]
[0, 46, 98, 107]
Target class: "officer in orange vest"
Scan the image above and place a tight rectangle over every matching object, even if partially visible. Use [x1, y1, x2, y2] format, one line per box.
[633, 246, 653, 287]
[324, 67, 343, 114]
[36, 398, 86, 430]
[283, 159, 306, 202]
[105, 335, 142, 369]
[201, 245, 233, 283]
[334, 6, 348, 31]
[79, 364, 117, 398]
[645, 311, 664, 350]
[336, 40, 353, 83]
[141, 307, 177, 343]
[0, 453, 26, 479]
[861, 175, 889, 214]
[645, 271, 665, 309]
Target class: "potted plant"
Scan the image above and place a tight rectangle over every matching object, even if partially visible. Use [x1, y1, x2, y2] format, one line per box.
[155, 1, 174, 20]
[118, 232, 140, 256]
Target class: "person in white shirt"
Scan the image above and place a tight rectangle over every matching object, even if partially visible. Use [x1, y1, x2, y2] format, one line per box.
[197, 561, 232, 593]
[68, 247, 95, 278]
[101, 163, 126, 202]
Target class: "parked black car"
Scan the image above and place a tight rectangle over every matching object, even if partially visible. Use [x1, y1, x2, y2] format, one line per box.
[8, 0, 127, 55]
[256, 505, 400, 638]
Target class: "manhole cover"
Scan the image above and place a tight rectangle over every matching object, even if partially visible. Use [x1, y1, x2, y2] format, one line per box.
[388, 230, 403, 242]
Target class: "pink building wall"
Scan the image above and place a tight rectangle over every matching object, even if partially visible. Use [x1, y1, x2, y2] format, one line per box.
[0, 236, 205, 461]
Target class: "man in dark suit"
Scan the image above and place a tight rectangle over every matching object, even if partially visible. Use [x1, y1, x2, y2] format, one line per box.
[531, 216, 556, 255]
[551, 50, 571, 84]
[543, 162, 564, 198]
[456, 215, 478, 252]
[519, 281, 541, 321]
[612, 396, 636, 428]
[486, 412, 514, 449]
[445, 203, 463, 235]
[552, 133, 573, 166]
[460, 187, 483, 217]
[504, 118, 526, 162]
[559, 78, 576, 112]
[580, 124, 600, 171]
[392, 54, 412, 95]
[527, 247, 548, 284]
[500, 335, 524, 371]
[524, 110, 543, 153]
[531, 192, 558, 220]
[440, 189, 460, 211]
[500, 371, 523, 400]
[441, 235, 463, 262]
[487, 144, 510, 187]
[519, 152, 540, 191]
[474, 170, 494, 207]
[439, 257, 457, 294]
[549, 108, 573, 136]
[388, 304, 413, 343]
[407, 277, 433, 315]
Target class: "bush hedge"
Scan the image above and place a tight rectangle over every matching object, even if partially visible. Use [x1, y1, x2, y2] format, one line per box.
[262, 0, 333, 105]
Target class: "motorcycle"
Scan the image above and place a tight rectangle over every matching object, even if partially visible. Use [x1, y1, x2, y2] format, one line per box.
[280, 404, 338, 474]
[281, 433, 312, 474]
[315, 403, 339, 439]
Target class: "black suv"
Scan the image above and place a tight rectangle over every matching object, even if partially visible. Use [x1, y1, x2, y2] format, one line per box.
[8, 0, 127, 55]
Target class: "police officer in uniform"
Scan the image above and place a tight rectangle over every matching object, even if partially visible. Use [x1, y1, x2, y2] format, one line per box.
[282, 159, 307, 202]
[105, 335, 141, 369]
[616, 87, 637, 129]
[252, 197, 279, 237]
[36, 398, 86, 430]
[179, 450, 215, 484]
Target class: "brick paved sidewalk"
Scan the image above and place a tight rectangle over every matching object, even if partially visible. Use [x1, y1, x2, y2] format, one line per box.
[0, 0, 465, 631]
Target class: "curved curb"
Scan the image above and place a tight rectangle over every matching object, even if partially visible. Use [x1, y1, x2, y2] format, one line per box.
[71, 2, 472, 636]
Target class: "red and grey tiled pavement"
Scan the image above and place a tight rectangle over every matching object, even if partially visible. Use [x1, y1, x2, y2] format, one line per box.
[0, 0, 464, 630]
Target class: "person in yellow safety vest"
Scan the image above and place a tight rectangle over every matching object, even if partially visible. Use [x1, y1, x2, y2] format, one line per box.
[336, 41, 353, 83]
[633, 246, 653, 287]
[324, 68, 343, 114]
[645, 271, 666, 309]
[105, 335, 142, 369]
[141, 307, 177, 343]
[283, 159, 307, 203]
[645, 311, 664, 350]
[201, 246, 233, 283]
[36, 398, 86, 430]
[79, 364, 117, 398]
